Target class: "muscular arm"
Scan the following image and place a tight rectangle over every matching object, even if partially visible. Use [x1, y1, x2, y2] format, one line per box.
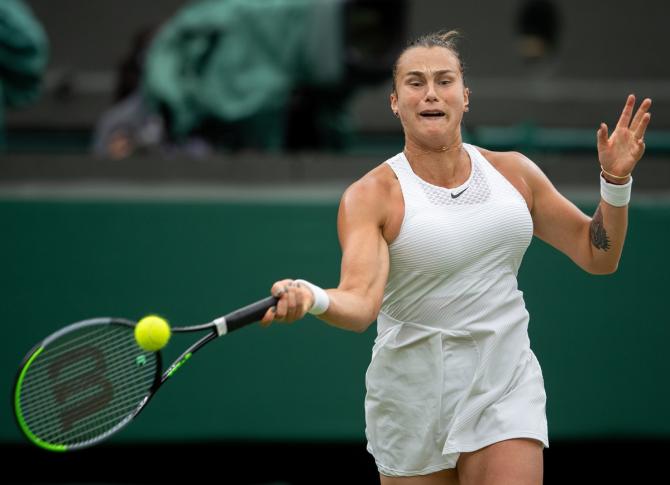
[523, 95, 650, 274]
[487, 96, 650, 274]
[524, 156, 627, 274]
[322, 178, 390, 331]
[262, 171, 391, 332]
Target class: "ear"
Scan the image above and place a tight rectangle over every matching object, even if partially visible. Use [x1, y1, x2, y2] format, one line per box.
[390, 91, 399, 117]
[463, 87, 470, 112]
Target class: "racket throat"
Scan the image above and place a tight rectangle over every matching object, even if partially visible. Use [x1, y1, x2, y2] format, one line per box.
[165, 352, 193, 380]
[214, 316, 228, 336]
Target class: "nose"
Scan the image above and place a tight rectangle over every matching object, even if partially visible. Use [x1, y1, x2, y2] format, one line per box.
[424, 81, 438, 102]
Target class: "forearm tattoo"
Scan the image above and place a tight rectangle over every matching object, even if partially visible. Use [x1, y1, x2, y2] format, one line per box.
[590, 205, 611, 251]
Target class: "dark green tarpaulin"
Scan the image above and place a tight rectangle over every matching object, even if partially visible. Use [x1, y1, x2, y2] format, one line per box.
[144, 0, 344, 144]
[0, 0, 48, 146]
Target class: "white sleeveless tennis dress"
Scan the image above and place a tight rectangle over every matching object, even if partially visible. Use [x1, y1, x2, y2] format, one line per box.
[365, 143, 548, 477]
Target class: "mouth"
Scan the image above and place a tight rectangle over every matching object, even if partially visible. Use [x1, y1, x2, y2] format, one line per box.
[419, 110, 446, 118]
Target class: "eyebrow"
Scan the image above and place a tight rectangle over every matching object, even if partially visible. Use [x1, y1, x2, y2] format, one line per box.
[404, 69, 457, 78]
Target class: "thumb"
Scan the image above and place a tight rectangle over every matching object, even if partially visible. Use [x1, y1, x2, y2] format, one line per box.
[260, 306, 276, 327]
[597, 122, 608, 148]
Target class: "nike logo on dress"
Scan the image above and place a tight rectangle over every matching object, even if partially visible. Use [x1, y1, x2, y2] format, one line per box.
[451, 187, 468, 199]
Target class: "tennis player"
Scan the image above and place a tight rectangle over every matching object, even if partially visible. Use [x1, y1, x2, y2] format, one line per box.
[261, 30, 651, 485]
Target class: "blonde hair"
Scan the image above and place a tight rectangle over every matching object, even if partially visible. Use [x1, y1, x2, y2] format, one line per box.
[392, 30, 465, 93]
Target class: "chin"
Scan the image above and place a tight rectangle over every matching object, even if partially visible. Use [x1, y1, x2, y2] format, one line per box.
[421, 120, 459, 137]
[420, 127, 450, 141]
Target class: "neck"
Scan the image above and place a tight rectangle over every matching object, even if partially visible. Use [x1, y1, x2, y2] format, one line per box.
[403, 134, 470, 188]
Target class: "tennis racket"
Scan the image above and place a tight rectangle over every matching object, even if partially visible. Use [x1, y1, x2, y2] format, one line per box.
[13, 295, 277, 452]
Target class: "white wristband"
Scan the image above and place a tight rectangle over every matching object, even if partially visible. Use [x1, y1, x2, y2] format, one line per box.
[600, 173, 632, 207]
[294, 279, 330, 315]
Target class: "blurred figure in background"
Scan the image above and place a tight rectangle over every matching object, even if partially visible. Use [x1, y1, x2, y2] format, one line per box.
[139, 0, 406, 153]
[0, 0, 48, 150]
[92, 25, 212, 160]
[516, 0, 561, 65]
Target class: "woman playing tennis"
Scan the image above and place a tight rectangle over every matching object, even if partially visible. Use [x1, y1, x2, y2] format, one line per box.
[261, 30, 651, 485]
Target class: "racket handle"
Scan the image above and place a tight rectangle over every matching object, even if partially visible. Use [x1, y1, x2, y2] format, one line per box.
[217, 296, 278, 334]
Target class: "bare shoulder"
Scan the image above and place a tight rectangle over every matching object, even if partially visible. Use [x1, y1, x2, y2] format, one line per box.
[475, 146, 541, 209]
[346, 163, 397, 196]
[476, 146, 535, 173]
[340, 163, 398, 218]
[338, 162, 403, 243]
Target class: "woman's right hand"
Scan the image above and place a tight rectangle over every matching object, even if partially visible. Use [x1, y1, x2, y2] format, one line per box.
[260, 279, 314, 326]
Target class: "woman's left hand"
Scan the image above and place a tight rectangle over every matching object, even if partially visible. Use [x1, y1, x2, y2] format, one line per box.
[597, 94, 652, 178]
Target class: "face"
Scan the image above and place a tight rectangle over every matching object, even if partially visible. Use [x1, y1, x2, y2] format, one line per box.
[390, 46, 470, 149]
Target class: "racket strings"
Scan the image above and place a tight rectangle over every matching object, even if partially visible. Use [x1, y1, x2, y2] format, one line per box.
[20, 351, 155, 432]
[25, 324, 130, 369]
[20, 349, 155, 445]
[20, 350, 154, 430]
[22, 350, 154, 430]
[20, 327, 148, 390]
[32, 394, 143, 445]
[17, 324, 158, 448]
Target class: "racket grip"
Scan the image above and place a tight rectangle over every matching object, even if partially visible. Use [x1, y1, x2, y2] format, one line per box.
[222, 296, 278, 333]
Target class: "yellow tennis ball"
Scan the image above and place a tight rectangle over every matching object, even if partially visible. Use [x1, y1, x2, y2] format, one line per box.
[135, 315, 171, 351]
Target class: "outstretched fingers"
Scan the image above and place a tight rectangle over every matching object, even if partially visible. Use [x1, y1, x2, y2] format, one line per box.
[630, 98, 652, 132]
[633, 103, 652, 142]
[616, 94, 636, 129]
[599, 95, 652, 170]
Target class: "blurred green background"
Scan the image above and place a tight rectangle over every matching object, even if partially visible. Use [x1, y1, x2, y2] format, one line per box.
[2, 195, 667, 444]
